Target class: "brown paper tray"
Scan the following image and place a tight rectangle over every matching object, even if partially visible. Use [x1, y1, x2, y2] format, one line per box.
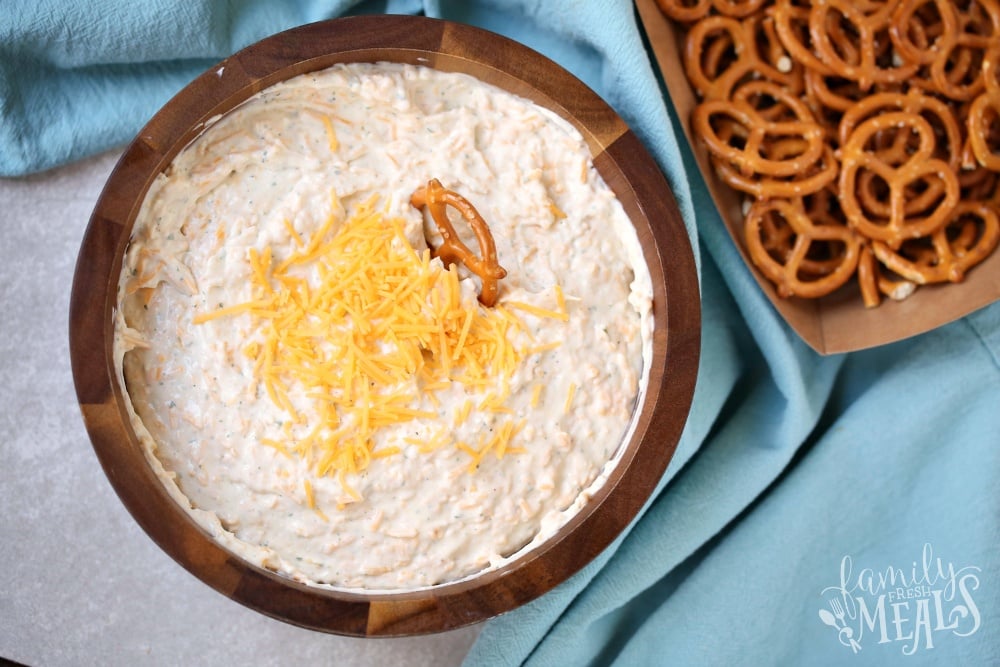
[635, 0, 1000, 355]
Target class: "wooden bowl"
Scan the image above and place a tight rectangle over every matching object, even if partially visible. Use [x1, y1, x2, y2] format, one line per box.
[69, 15, 700, 636]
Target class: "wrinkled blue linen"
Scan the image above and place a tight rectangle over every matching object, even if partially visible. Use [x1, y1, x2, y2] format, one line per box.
[6, 1, 997, 664]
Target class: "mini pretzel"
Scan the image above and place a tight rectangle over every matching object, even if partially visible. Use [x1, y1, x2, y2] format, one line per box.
[753, 196, 849, 276]
[852, 169, 955, 223]
[803, 68, 895, 116]
[926, 0, 1000, 101]
[968, 46, 1000, 170]
[745, 198, 862, 298]
[747, 11, 806, 94]
[683, 16, 751, 99]
[871, 200, 1000, 283]
[713, 144, 839, 199]
[657, 0, 766, 23]
[712, 0, 768, 18]
[657, 0, 712, 23]
[809, 0, 920, 91]
[857, 244, 918, 308]
[839, 111, 959, 248]
[960, 165, 1000, 201]
[410, 179, 507, 307]
[837, 91, 964, 170]
[838, 91, 964, 216]
[857, 244, 883, 308]
[693, 80, 825, 177]
[773, 0, 837, 77]
[683, 14, 802, 101]
[889, 0, 960, 67]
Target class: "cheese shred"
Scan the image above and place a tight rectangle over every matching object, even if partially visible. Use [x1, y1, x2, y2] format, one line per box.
[193, 193, 569, 501]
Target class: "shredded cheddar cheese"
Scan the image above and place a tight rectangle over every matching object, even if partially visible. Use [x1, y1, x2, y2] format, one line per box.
[530, 383, 543, 408]
[194, 194, 569, 497]
[504, 298, 570, 322]
[319, 114, 339, 153]
[564, 382, 577, 413]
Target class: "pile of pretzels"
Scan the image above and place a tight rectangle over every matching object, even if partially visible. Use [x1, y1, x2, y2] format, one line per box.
[657, 0, 1000, 306]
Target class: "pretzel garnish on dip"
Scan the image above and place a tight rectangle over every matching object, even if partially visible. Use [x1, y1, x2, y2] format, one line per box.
[410, 179, 508, 307]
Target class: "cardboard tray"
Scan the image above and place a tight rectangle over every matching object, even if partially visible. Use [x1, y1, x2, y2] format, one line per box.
[636, 0, 1000, 354]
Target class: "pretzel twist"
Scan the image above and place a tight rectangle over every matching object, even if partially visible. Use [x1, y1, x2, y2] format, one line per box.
[693, 80, 825, 180]
[808, 0, 920, 91]
[712, 144, 839, 199]
[857, 243, 917, 308]
[837, 91, 964, 169]
[968, 46, 1000, 170]
[839, 111, 960, 248]
[803, 67, 900, 116]
[657, 0, 713, 23]
[888, 0, 959, 67]
[871, 201, 1000, 284]
[410, 179, 507, 307]
[683, 13, 802, 101]
[658, 0, 766, 23]
[926, 0, 1000, 101]
[773, 1, 837, 77]
[745, 198, 862, 298]
[838, 91, 964, 217]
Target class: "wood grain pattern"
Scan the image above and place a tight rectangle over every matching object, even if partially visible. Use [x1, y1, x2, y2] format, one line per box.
[69, 15, 700, 637]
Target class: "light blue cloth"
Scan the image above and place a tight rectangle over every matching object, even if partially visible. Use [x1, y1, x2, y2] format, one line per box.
[5, 1, 997, 665]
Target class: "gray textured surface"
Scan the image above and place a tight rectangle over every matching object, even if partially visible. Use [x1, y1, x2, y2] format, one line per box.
[0, 151, 481, 666]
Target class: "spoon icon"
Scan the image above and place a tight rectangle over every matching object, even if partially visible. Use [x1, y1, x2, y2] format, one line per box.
[818, 607, 861, 653]
[818, 608, 839, 629]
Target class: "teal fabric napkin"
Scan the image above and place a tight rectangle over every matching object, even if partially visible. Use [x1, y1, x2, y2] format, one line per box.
[6, 1, 997, 665]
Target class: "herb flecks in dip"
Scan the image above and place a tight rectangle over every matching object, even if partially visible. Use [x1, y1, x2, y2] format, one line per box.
[115, 62, 652, 590]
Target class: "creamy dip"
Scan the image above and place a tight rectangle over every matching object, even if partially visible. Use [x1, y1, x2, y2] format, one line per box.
[114, 62, 653, 591]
